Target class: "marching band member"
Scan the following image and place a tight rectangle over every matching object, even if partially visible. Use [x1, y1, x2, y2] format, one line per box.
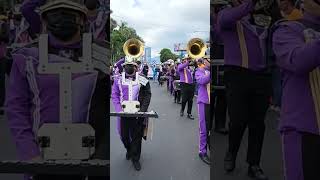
[272, 0, 320, 179]
[5, 0, 109, 179]
[178, 57, 195, 119]
[169, 63, 175, 95]
[173, 61, 181, 103]
[216, 0, 278, 179]
[211, 1, 229, 134]
[111, 59, 151, 171]
[195, 58, 211, 165]
[14, 17, 33, 45]
[85, 0, 108, 42]
[21, 0, 109, 42]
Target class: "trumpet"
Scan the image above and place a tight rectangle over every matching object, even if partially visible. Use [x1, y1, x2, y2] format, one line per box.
[187, 38, 207, 60]
[123, 38, 144, 59]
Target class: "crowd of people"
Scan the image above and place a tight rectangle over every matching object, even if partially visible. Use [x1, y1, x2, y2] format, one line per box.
[211, 0, 319, 180]
[0, 0, 110, 179]
[159, 56, 213, 165]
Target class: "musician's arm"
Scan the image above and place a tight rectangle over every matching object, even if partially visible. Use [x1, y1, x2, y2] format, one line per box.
[178, 61, 189, 71]
[111, 78, 123, 112]
[6, 56, 40, 161]
[273, 24, 320, 74]
[115, 58, 125, 73]
[21, 0, 46, 35]
[195, 70, 211, 85]
[217, 1, 254, 29]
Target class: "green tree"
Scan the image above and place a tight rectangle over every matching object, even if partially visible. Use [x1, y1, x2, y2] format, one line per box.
[111, 21, 144, 64]
[159, 48, 179, 63]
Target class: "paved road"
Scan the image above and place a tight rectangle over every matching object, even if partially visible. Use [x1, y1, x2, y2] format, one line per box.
[212, 109, 284, 180]
[0, 81, 283, 180]
[110, 81, 210, 180]
[0, 115, 23, 180]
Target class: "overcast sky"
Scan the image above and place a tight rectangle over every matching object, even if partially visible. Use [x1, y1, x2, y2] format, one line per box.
[111, 0, 210, 58]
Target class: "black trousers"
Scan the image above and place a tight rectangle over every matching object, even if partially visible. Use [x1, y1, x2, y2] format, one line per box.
[212, 89, 227, 130]
[174, 90, 181, 103]
[204, 103, 212, 151]
[0, 59, 6, 107]
[121, 117, 144, 162]
[181, 83, 194, 114]
[301, 133, 320, 180]
[224, 66, 271, 165]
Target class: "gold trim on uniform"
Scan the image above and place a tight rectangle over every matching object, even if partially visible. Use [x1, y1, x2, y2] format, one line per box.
[305, 30, 320, 134]
[236, 22, 249, 69]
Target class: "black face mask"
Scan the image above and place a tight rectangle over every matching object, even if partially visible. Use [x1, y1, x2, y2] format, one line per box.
[14, 14, 22, 22]
[46, 10, 81, 42]
[85, 0, 99, 10]
[125, 65, 135, 75]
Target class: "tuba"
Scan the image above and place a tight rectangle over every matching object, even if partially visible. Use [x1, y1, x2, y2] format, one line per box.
[187, 38, 207, 60]
[123, 38, 144, 62]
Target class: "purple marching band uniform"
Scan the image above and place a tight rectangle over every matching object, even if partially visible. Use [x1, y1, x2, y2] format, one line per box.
[217, 0, 268, 71]
[195, 66, 211, 156]
[87, 8, 107, 42]
[115, 57, 125, 74]
[111, 68, 151, 162]
[178, 61, 195, 116]
[6, 1, 109, 179]
[216, 0, 272, 175]
[272, 12, 320, 180]
[5, 34, 98, 180]
[112, 72, 140, 134]
[21, 0, 45, 37]
[178, 61, 193, 84]
[169, 66, 175, 94]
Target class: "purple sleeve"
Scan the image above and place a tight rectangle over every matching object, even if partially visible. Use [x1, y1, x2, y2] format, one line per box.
[21, 0, 46, 35]
[273, 24, 320, 74]
[217, 1, 254, 29]
[111, 79, 123, 112]
[178, 61, 189, 71]
[195, 70, 211, 85]
[5, 56, 40, 161]
[115, 58, 125, 73]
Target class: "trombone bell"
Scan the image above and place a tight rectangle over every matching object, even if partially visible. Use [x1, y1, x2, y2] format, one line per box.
[187, 38, 207, 59]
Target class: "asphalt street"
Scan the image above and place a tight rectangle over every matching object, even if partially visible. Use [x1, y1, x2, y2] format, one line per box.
[212, 109, 284, 180]
[0, 81, 283, 180]
[110, 81, 210, 180]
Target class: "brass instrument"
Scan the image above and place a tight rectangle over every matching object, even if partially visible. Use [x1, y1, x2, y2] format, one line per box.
[123, 38, 144, 61]
[187, 38, 207, 60]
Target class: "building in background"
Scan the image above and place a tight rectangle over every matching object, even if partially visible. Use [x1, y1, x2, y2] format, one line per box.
[144, 46, 152, 64]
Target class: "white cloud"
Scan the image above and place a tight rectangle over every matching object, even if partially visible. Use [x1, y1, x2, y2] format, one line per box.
[111, 0, 210, 58]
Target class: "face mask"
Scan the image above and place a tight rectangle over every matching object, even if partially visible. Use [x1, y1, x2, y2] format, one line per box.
[125, 65, 136, 75]
[46, 11, 81, 41]
[85, 0, 99, 10]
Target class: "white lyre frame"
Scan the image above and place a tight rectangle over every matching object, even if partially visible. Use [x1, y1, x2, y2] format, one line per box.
[37, 33, 95, 124]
